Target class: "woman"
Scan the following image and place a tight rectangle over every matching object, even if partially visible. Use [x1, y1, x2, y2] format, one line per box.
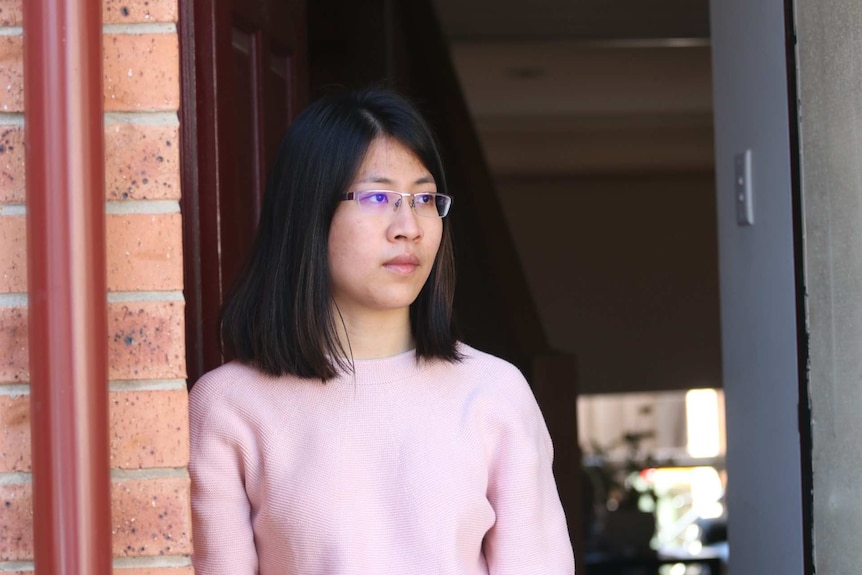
[189, 88, 575, 574]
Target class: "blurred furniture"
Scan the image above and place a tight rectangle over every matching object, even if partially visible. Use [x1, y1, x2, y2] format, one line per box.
[586, 552, 723, 575]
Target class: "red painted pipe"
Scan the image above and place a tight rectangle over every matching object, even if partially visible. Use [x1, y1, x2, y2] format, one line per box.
[23, 0, 111, 573]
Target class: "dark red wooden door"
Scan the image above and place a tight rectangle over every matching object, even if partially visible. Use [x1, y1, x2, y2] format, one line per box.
[181, 0, 308, 383]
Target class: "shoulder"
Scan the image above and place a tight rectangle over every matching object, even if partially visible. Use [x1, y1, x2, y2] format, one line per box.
[188, 361, 273, 430]
[451, 342, 524, 380]
[452, 343, 529, 389]
[444, 343, 540, 414]
[190, 361, 262, 406]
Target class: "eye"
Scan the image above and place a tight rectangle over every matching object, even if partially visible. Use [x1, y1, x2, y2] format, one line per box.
[414, 193, 434, 205]
[357, 191, 391, 205]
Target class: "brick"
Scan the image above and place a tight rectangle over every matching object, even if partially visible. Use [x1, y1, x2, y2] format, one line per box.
[0, 387, 189, 473]
[0, 394, 28, 472]
[104, 0, 178, 24]
[107, 213, 183, 291]
[0, 0, 22, 26]
[110, 389, 189, 469]
[0, 305, 26, 383]
[0, 35, 22, 113]
[1, 34, 179, 113]
[112, 476, 192, 557]
[0, 124, 24, 203]
[0, 481, 31, 561]
[0, 477, 192, 560]
[0, 34, 180, 113]
[104, 34, 179, 112]
[108, 301, 186, 380]
[0, 214, 25, 293]
[0, 213, 184, 294]
[0, 566, 194, 574]
[0, 123, 181, 204]
[106, 123, 180, 201]
[1, 301, 186, 384]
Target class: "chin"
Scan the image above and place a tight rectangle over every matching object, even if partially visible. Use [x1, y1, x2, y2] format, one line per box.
[371, 291, 423, 313]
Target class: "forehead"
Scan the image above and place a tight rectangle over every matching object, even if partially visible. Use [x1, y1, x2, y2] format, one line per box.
[352, 137, 434, 185]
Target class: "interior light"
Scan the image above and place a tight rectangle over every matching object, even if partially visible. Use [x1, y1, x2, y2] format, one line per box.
[686, 389, 721, 458]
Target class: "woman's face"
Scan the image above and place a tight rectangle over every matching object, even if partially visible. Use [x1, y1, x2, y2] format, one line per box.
[328, 137, 443, 319]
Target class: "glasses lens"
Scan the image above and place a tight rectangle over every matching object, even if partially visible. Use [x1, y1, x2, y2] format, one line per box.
[432, 194, 451, 218]
[355, 191, 399, 214]
[412, 193, 439, 217]
[411, 193, 451, 218]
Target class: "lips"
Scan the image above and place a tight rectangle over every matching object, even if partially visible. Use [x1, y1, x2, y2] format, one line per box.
[383, 253, 421, 274]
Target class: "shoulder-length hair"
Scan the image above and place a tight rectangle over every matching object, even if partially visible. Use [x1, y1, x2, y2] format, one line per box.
[220, 88, 460, 380]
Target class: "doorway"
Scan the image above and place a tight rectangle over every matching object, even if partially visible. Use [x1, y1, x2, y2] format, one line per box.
[433, 5, 724, 571]
[180, 0, 809, 572]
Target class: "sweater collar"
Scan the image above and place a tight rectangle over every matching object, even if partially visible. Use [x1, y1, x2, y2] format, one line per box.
[329, 348, 431, 385]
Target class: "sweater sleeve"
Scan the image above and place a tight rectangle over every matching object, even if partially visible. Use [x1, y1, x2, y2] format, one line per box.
[189, 372, 260, 575]
[482, 371, 576, 575]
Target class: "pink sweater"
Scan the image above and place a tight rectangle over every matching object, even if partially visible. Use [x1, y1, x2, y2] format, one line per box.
[189, 343, 575, 574]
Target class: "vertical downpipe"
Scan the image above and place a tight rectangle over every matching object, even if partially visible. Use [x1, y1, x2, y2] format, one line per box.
[23, 0, 111, 572]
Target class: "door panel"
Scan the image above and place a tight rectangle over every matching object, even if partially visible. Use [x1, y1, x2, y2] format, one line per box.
[264, 50, 292, 168]
[226, 26, 263, 283]
[181, 0, 308, 383]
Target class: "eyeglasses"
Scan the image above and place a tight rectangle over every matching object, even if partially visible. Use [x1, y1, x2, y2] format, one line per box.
[341, 190, 452, 218]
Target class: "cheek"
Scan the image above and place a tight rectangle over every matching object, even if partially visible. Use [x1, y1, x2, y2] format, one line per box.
[327, 233, 350, 263]
[328, 211, 355, 255]
[327, 242, 363, 299]
[427, 221, 444, 255]
[327, 215, 351, 278]
[327, 213, 375, 274]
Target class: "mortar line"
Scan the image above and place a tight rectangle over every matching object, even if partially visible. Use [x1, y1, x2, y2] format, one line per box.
[0, 381, 188, 393]
[2, 201, 182, 215]
[0, 293, 27, 306]
[104, 111, 179, 126]
[108, 290, 184, 302]
[105, 199, 180, 214]
[0, 561, 34, 572]
[0, 384, 29, 397]
[113, 555, 192, 568]
[110, 379, 187, 391]
[111, 467, 189, 480]
[0, 204, 25, 216]
[103, 23, 177, 35]
[0, 472, 31, 484]
[0, 113, 24, 125]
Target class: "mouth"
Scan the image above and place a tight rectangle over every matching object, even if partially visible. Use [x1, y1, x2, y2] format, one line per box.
[383, 254, 421, 275]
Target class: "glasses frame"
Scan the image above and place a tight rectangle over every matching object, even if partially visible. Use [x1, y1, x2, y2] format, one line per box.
[341, 190, 452, 218]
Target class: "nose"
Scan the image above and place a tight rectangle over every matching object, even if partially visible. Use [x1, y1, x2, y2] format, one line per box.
[389, 198, 423, 241]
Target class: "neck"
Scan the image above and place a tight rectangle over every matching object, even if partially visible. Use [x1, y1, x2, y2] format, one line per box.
[331, 304, 414, 360]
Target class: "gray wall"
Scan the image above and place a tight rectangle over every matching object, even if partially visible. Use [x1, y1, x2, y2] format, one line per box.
[795, 2, 862, 572]
[497, 175, 722, 395]
[710, 0, 805, 573]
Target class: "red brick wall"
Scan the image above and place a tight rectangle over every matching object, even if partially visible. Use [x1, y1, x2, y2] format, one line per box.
[0, 1, 193, 572]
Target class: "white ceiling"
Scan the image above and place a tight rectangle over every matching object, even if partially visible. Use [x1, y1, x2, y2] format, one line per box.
[450, 42, 713, 118]
[431, 0, 715, 175]
[432, 0, 710, 41]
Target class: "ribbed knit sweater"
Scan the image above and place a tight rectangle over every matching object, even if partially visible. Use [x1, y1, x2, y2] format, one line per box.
[189, 343, 575, 574]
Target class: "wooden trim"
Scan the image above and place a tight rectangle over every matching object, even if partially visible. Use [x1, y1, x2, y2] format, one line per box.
[23, 0, 112, 571]
[180, 0, 309, 385]
[180, 0, 229, 384]
[179, 0, 206, 383]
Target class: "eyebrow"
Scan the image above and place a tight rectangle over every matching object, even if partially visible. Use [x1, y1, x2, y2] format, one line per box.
[355, 174, 436, 185]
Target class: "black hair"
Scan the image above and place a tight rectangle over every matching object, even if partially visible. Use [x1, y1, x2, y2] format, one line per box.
[220, 88, 460, 380]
